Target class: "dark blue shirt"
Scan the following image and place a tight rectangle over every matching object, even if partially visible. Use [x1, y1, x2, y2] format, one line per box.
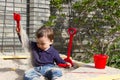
[30, 41, 66, 67]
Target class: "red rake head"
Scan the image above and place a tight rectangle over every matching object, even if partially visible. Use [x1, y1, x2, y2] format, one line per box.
[13, 13, 21, 32]
[13, 13, 21, 21]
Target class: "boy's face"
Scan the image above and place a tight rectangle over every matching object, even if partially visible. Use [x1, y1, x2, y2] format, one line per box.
[36, 36, 53, 50]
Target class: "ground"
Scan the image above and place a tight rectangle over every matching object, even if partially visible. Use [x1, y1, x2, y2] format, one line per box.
[0, 58, 31, 80]
[0, 54, 78, 80]
[1, 57, 120, 80]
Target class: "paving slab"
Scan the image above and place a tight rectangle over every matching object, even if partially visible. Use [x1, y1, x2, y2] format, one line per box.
[58, 63, 120, 80]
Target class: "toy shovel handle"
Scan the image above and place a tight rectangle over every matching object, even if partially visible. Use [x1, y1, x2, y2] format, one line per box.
[67, 28, 77, 58]
[13, 13, 21, 32]
[68, 28, 77, 36]
[64, 27, 77, 66]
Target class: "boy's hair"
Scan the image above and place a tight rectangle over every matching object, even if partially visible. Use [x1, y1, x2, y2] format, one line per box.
[35, 26, 54, 41]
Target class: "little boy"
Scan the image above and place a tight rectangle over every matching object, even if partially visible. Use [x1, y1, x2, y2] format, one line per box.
[17, 26, 71, 80]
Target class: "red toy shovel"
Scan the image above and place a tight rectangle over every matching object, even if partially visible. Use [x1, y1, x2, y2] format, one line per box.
[64, 28, 77, 66]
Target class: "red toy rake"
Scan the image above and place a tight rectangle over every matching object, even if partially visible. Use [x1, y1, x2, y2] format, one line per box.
[13, 13, 22, 43]
[64, 28, 77, 66]
[13, 13, 21, 32]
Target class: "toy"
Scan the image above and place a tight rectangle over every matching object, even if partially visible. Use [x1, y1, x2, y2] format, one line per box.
[13, 13, 21, 32]
[64, 28, 77, 66]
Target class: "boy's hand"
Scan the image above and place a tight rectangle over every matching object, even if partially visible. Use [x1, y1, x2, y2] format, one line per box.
[57, 62, 72, 68]
[66, 62, 72, 68]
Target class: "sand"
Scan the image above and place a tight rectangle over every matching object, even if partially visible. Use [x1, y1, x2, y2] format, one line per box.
[0, 58, 31, 80]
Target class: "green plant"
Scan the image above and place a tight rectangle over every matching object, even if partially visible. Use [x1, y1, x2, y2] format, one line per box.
[71, 0, 120, 55]
[47, 0, 120, 68]
[107, 41, 120, 69]
[45, 0, 67, 27]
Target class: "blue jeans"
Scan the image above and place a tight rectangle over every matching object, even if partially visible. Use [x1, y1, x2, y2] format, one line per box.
[24, 64, 62, 80]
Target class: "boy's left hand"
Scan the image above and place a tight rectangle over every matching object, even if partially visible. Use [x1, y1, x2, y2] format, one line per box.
[57, 62, 72, 68]
[66, 62, 72, 68]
